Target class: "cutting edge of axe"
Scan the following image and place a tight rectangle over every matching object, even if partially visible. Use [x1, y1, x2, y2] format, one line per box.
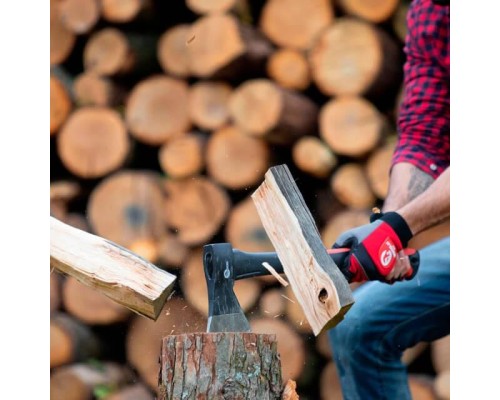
[50, 216, 176, 320]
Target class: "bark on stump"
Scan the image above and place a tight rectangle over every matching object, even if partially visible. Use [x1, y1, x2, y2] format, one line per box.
[158, 332, 283, 400]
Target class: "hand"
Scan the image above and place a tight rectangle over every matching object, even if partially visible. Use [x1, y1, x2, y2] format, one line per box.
[333, 211, 417, 283]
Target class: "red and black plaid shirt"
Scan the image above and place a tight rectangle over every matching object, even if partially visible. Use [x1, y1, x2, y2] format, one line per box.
[393, 0, 450, 179]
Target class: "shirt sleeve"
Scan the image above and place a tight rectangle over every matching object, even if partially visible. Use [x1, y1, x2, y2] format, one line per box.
[392, 0, 450, 179]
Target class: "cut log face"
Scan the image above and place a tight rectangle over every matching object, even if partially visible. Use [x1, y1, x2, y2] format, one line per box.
[158, 133, 204, 179]
[84, 28, 131, 76]
[163, 177, 230, 245]
[260, 0, 334, 50]
[330, 163, 376, 209]
[50, 0, 76, 65]
[320, 96, 384, 157]
[292, 136, 337, 178]
[157, 24, 192, 78]
[57, 107, 130, 178]
[338, 0, 399, 23]
[321, 209, 370, 248]
[266, 49, 311, 90]
[186, 0, 237, 14]
[188, 81, 232, 130]
[125, 76, 191, 145]
[365, 137, 397, 199]
[101, 0, 148, 23]
[73, 72, 125, 107]
[50, 75, 72, 135]
[206, 125, 270, 190]
[252, 165, 354, 335]
[87, 170, 166, 247]
[58, 0, 100, 34]
[159, 333, 283, 400]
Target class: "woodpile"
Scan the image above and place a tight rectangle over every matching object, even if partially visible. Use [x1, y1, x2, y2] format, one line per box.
[50, 0, 449, 397]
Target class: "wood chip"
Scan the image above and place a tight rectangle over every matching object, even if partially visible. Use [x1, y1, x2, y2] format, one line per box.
[281, 294, 295, 304]
[262, 262, 289, 287]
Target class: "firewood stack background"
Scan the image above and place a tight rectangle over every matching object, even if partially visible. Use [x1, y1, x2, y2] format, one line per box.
[50, 0, 450, 399]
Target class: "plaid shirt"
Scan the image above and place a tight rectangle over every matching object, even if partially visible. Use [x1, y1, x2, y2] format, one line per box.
[392, 0, 450, 179]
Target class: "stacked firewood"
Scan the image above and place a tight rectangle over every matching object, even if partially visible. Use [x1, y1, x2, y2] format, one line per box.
[50, 0, 450, 398]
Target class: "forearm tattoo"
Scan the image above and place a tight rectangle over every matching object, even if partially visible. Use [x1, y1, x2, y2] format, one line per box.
[407, 167, 434, 201]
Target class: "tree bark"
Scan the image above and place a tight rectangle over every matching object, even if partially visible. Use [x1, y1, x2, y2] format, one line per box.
[158, 332, 283, 400]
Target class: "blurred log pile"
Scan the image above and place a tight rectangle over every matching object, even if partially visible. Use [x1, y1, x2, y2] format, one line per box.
[50, 0, 450, 398]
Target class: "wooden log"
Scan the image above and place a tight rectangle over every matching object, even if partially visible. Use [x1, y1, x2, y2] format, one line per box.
[309, 18, 403, 98]
[320, 361, 343, 400]
[365, 136, 397, 199]
[156, 233, 189, 269]
[408, 374, 437, 400]
[50, 0, 76, 65]
[266, 49, 311, 90]
[163, 176, 230, 245]
[229, 78, 319, 144]
[292, 136, 337, 178]
[106, 383, 154, 400]
[126, 297, 207, 391]
[434, 371, 450, 400]
[125, 75, 191, 145]
[393, 1, 411, 43]
[83, 28, 156, 77]
[431, 335, 450, 374]
[101, 0, 152, 23]
[319, 96, 386, 157]
[259, 0, 334, 50]
[330, 163, 377, 209]
[50, 362, 134, 400]
[158, 132, 205, 179]
[159, 332, 283, 400]
[87, 170, 165, 248]
[51, 271, 63, 312]
[321, 209, 370, 248]
[57, 107, 130, 179]
[157, 24, 192, 78]
[187, 13, 273, 79]
[51, 215, 175, 321]
[252, 165, 354, 335]
[62, 276, 132, 325]
[186, 0, 237, 14]
[57, 0, 100, 34]
[259, 288, 286, 317]
[181, 248, 261, 316]
[50, 75, 72, 135]
[50, 312, 101, 368]
[188, 81, 232, 130]
[206, 125, 270, 189]
[73, 72, 126, 107]
[250, 317, 306, 382]
[337, 0, 399, 23]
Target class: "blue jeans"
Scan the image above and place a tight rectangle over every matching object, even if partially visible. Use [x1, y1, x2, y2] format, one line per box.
[328, 236, 450, 400]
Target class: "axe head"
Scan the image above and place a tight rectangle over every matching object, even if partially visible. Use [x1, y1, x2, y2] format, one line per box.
[203, 243, 251, 333]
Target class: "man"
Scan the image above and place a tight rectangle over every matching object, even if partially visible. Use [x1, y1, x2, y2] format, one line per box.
[327, 0, 450, 398]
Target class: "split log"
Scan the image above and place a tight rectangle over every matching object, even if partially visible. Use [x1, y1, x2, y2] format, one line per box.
[252, 165, 354, 335]
[87, 170, 165, 247]
[181, 248, 261, 316]
[188, 81, 232, 130]
[321, 209, 370, 248]
[125, 75, 191, 145]
[57, 107, 130, 179]
[187, 13, 273, 79]
[57, 0, 100, 34]
[330, 163, 376, 209]
[267, 49, 311, 90]
[83, 28, 157, 77]
[229, 79, 319, 144]
[157, 24, 192, 78]
[163, 176, 230, 245]
[62, 276, 132, 324]
[408, 375, 437, 400]
[259, 288, 286, 317]
[259, 0, 334, 50]
[292, 136, 337, 178]
[158, 133, 205, 179]
[320, 361, 343, 400]
[159, 332, 283, 400]
[434, 371, 450, 400]
[337, 0, 399, 23]
[206, 125, 270, 189]
[51, 271, 63, 312]
[50, 312, 101, 368]
[319, 96, 386, 157]
[50, 362, 134, 400]
[106, 384, 155, 400]
[309, 18, 403, 98]
[73, 72, 126, 107]
[101, 0, 152, 23]
[186, 0, 237, 14]
[250, 317, 306, 382]
[50, 0, 76, 65]
[365, 137, 397, 199]
[431, 335, 450, 374]
[126, 298, 207, 391]
[156, 233, 189, 269]
[50, 75, 72, 135]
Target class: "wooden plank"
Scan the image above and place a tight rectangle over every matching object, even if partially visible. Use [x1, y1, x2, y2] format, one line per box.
[252, 164, 354, 335]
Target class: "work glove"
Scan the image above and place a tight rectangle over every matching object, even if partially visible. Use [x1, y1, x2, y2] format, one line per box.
[333, 210, 420, 283]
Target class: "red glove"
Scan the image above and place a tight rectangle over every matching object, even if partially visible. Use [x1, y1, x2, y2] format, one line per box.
[333, 211, 418, 283]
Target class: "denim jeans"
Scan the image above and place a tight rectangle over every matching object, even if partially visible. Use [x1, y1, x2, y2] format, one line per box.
[327, 236, 450, 400]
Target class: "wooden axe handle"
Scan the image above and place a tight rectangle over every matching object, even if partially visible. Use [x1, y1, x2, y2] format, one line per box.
[50, 216, 176, 320]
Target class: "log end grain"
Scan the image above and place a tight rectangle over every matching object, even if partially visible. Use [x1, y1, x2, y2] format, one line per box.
[50, 0, 76, 65]
[267, 48, 311, 90]
[365, 137, 397, 199]
[292, 136, 337, 178]
[101, 0, 145, 23]
[321, 209, 370, 247]
[188, 81, 232, 130]
[84, 28, 130, 76]
[186, 0, 237, 15]
[58, 0, 100, 34]
[330, 163, 376, 209]
[157, 24, 192, 78]
[50, 75, 72, 135]
[158, 133, 204, 179]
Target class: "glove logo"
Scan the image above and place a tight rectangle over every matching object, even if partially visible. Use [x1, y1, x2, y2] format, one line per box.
[379, 238, 397, 269]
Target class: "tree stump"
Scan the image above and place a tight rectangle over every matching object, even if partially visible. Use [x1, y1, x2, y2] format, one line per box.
[158, 332, 283, 400]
